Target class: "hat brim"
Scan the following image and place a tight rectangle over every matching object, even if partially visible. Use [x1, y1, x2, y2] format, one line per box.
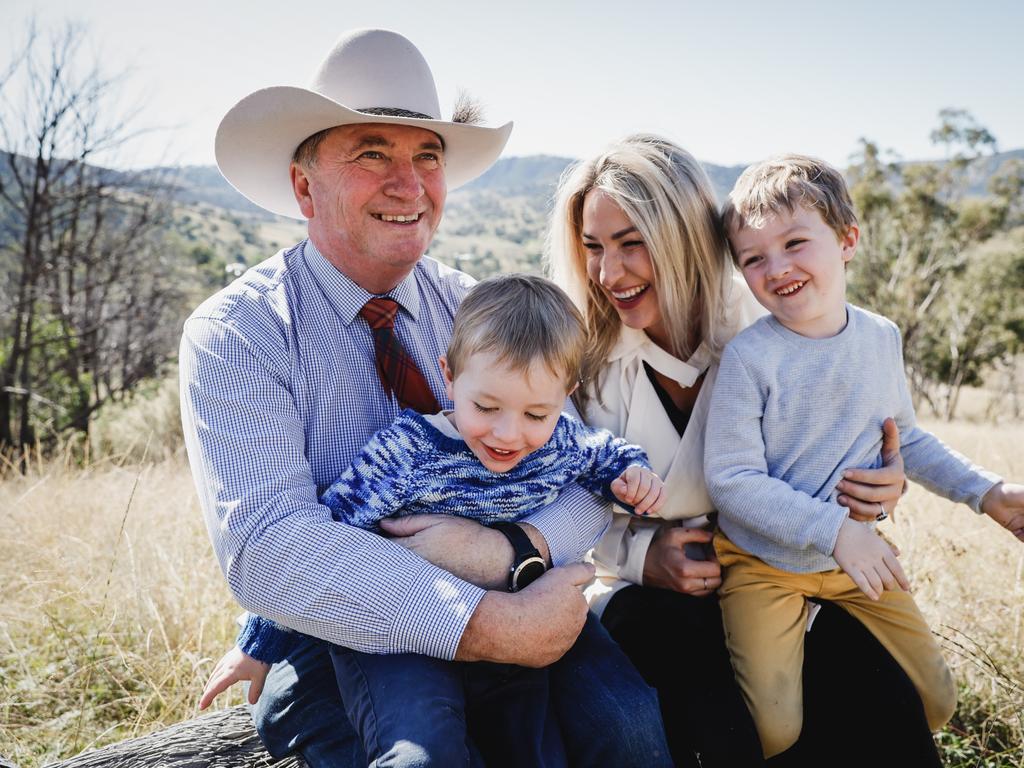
[215, 86, 513, 219]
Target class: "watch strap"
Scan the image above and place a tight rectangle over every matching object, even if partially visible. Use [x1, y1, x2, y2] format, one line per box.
[490, 521, 546, 591]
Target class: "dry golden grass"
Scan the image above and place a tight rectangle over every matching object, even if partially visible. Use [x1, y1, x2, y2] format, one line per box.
[893, 419, 1024, 766]
[0, 456, 240, 766]
[0, 414, 1020, 766]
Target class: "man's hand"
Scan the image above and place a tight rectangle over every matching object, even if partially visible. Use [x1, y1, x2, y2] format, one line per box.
[198, 646, 270, 710]
[641, 526, 721, 595]
[980, 482, 1024, 542]
[380, 514, 550, 590]
[837, 417, 906, 523]
[833, 518, 911, 601]
[454, 563, 595, 667]
[611, 465, 665, 517]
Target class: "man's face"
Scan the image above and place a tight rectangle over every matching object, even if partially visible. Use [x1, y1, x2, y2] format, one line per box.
[294, 123, 447, 291]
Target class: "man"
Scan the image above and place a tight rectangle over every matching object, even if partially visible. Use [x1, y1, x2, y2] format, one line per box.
[180, 29, 669, 766]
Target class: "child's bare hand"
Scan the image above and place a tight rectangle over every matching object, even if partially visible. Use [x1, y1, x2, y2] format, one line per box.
[833, 518, 911, 600]
[981, 482, 1024, 542]
[611, 464, 664, 517]
[198, 646, 270, 710]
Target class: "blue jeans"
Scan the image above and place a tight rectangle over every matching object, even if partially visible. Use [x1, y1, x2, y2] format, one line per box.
[331, 649, 564, 768]
[253, 613, 671, 767]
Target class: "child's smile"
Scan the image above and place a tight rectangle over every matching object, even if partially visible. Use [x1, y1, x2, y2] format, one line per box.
[440, 352, 569, 473]
[731, 206, 858, 339]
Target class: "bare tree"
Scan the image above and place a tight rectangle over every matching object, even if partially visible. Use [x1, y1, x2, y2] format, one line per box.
[0, 22, 187, 457]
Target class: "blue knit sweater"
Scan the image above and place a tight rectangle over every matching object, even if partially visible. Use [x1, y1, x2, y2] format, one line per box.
[238, 409, 649, 662]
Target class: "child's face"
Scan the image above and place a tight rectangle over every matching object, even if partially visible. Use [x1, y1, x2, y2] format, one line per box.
[730, 206, 858, 339]
[440, 352, 570, 473]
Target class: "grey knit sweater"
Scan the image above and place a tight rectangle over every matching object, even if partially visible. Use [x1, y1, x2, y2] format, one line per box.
[705, 304, 1000, 573]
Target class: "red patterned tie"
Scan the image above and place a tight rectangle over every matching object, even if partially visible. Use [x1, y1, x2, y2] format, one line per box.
[359, 297, 441, 414]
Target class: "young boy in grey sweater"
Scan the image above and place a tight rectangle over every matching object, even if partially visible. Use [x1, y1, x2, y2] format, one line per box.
[704, 154, 1024, 758]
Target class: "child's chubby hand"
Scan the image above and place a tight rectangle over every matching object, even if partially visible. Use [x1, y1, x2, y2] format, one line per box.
[980, 482, 1024, 542]
[833, 518, 911, 601]
[611, 464, 665, 517]
[198, 645, 270, 710]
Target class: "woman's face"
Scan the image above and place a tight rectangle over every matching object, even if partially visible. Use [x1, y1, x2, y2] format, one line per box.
[581, 190, 667, 347]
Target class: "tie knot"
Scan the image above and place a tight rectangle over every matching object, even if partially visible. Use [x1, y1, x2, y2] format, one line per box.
[360, 297, 400, 330]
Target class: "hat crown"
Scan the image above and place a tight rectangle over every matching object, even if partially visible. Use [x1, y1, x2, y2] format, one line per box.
[311, 28, 442, 120]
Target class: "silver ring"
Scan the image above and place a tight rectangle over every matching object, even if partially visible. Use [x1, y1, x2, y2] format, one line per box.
[875, 502, 888, 522]
[703, 577, 709, 590]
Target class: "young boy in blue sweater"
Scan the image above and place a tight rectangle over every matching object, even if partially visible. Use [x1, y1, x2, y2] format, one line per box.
[202, 273, 665, 765]
[704, 154, 1024, 758]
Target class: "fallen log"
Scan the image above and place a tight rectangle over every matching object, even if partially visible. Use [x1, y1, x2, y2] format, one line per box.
[42, 706, 307, 768]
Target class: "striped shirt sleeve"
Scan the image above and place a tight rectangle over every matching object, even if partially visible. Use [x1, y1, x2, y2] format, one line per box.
[180, 313, 484, 659]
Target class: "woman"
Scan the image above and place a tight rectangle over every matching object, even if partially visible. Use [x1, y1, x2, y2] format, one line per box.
[546, 134, 942, 767]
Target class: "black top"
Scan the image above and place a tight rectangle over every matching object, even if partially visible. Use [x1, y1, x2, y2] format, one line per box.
[643, 361, 697, 438]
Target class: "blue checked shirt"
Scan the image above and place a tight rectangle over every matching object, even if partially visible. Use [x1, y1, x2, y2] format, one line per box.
[179, 239, 609, 660]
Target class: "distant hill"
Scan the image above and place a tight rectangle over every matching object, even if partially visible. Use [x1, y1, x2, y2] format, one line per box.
[151, 165, 274, 218]
[160, 154, 747, 215]
[163, 148, 1024, 218]
[463, 154, 575, 195]
[4, 147, 1020, 282]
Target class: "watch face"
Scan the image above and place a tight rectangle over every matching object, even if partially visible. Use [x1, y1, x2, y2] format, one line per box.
[513, 557, 546, 591]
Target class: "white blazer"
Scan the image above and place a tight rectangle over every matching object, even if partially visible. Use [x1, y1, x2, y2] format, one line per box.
[584, 274, 765, 615]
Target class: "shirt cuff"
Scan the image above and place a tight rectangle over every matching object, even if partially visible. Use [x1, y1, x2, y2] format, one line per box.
[622, 521, 659, 585]
[965, 472, 1003, 514]
[524, 484, 610, 566]
[388, 561, 486, 661]
[814, 505, 851, 557]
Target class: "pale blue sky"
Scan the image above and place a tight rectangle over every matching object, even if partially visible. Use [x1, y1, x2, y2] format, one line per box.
[5, 0, 1023, 170]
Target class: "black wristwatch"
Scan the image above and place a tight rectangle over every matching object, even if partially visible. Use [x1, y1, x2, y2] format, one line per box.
[490, 522, 547, 592]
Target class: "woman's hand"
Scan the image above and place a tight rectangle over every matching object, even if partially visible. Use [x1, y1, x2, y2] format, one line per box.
[198, 646, 270, 710]
[836, 417, 905, 523]
[641, 525, 721, 596]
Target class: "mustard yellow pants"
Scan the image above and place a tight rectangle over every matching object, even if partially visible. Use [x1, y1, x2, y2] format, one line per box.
[714, 532, 956, 758]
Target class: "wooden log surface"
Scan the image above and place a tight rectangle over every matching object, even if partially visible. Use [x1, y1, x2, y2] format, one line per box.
[39, 706, 307, 768]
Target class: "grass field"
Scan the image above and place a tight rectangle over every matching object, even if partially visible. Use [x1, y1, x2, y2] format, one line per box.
[0, 407, 1021, 766]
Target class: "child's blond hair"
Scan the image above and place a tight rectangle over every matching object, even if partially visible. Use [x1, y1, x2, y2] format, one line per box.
[722, 154, 858, 263]
[446, 274, 585, 388]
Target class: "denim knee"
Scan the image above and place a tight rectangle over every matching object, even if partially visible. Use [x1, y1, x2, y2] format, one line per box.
[331, 647, 472, 768]
[552, 613, 672, 768]
[372, 726, 470, 768]
[252, 634, 362, 765]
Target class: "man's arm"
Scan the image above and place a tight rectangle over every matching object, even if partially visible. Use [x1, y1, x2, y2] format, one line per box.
[180, 314, 485, 659]
[377, 424, 614, 582]
[376, 485, 603, 586]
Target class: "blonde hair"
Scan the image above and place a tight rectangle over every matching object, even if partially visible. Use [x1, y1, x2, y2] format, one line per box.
[446, 273, 585, 388]
[722, 154, 858, 262]
[545, 134, 735, 411]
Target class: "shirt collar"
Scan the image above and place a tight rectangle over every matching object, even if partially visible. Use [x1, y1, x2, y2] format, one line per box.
[607, 325, 707, 387]
[303, 239, 422, 325]
[423, 410, 463, 441]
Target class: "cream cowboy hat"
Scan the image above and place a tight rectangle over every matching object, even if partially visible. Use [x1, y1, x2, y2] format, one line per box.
[215, 28, 513, 219]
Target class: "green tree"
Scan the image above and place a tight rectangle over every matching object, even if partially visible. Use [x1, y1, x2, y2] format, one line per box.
[848, 111, 1023, 419]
